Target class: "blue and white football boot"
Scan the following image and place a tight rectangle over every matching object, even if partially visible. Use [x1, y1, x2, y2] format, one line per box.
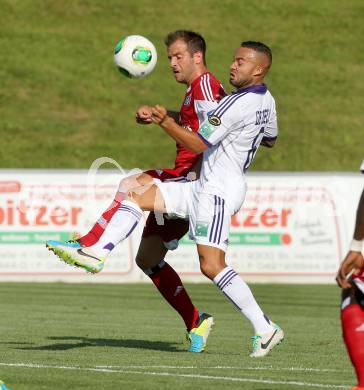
[186, 312, 214, 353]
[250, 323, 284, 357]
[46, 240, 105, 274]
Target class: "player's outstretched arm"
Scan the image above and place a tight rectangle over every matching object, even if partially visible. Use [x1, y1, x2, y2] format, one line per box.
[136, 106, 180, 125]
[166, 110, 180, 123]
[151, 105, 207, 153]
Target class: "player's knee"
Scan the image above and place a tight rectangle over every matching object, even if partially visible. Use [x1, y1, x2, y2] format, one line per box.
[126, 190, 142, 206]
[118, 177, 132, 193]
[199, 252, 227, 280]
[136, 253, 166, 273]
[135, 254, 147, 270]
[135, 236, 167, 271]
[198, 255, 216, 280]
[118, 174, 143, 193]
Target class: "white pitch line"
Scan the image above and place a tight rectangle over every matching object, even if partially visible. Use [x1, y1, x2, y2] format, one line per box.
[95, 365, 343, 373]
[0, 362, 350, 389]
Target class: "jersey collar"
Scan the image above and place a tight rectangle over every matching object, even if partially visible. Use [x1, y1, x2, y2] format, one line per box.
[189, 71, 211, 91]
[234, 83, 267, 95]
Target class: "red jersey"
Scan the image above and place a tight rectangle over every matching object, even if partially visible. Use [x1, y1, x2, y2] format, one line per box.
[172, 72, 226, 176]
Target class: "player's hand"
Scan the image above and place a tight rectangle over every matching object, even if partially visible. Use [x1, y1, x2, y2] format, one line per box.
[136, 105, 153, 124]
[151, 105, 174, 127]
[336, 250, 364, 289]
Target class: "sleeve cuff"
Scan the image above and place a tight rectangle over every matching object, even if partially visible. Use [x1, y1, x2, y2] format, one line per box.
[197, 133, 213, 148]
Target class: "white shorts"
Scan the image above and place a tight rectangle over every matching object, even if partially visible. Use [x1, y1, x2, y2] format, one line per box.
[156, 181, 241, 252]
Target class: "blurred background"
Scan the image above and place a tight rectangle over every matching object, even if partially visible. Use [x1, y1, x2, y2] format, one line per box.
[1, 0, 363, 171]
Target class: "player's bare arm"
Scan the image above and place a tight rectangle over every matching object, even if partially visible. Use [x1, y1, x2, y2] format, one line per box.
[354, 188, 364, 241]
[166, 110, 180, 122]
[336, 188, 364, 288]
[136, 106, 180, 124]
[151, 104, 207, 153]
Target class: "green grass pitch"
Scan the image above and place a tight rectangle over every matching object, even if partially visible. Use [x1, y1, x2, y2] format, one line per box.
[0, 282, 356, 389]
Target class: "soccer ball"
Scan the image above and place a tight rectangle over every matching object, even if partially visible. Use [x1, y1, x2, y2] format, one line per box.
[114, 35, 157, 78]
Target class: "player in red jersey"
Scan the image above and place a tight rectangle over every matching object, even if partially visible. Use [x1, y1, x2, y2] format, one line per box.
[68, 31, 225, 352]
[336, 162, 364, 390]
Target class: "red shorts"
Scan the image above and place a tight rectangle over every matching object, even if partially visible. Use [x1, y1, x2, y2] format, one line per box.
[142, 169, 189, 244]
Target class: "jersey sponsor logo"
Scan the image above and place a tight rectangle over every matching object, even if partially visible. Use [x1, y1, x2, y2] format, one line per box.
[208, 115, 221, 126]
[183, 95, 192, 106]
[198, 122, 216, 139]
[195, 221, 209, 237]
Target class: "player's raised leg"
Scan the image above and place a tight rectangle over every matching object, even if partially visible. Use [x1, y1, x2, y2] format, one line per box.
[78, 172, 155, 247]
[46, 183, 163, 273]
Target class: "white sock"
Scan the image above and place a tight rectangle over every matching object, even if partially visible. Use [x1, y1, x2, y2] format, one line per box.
[90, 200, 142, 258]
[213, 266, 273, 334]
